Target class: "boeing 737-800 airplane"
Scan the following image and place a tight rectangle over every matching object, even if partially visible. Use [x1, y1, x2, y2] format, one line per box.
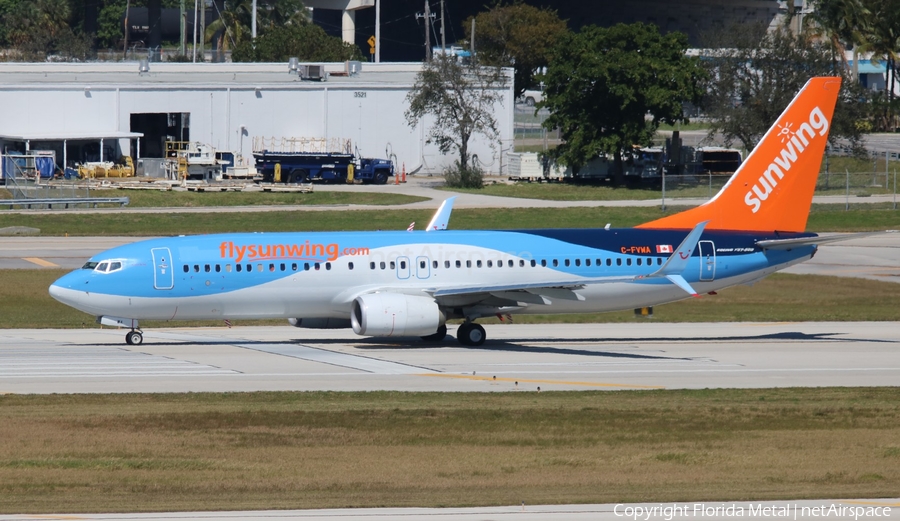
[50, 77, 870, 346]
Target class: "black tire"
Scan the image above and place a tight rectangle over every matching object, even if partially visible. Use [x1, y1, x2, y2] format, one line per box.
[126, 330, 143, 345]
[457, 323, 486, 346]
[374, 171, 388, 185]
[525, 96, 535, 107]
[289, 169, 308, 184]
[421, 324, 447, 342]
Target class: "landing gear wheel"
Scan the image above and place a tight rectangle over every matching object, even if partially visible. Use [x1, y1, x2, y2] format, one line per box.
[421, 324, 447, 342]
[125, 330, 143, 346]
[457, 323, 486, 346]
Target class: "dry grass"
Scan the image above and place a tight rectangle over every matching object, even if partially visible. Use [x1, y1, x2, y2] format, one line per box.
[0, 389, 898, 512]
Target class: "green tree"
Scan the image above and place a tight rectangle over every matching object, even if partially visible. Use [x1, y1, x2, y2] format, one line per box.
[701, 23, 870, 152]
[405, 55, 507, 186]
[464, 2, 568, 98]
[541, 23, 705, 181]
[206, 0, 308, 54]
[856, 0, 900, 129]
[231, 23, 362, 62]
[2, 0, 92, 60]
[807, 0, 870, 73]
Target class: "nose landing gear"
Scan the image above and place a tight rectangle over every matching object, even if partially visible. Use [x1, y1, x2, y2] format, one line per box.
[125, 329, 143, 345]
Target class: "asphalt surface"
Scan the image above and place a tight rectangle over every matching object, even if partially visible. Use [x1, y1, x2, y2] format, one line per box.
[2, 322, 898, 394]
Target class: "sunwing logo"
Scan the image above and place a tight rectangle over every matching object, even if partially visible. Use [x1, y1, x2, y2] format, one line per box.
[744, 106, 829, 213]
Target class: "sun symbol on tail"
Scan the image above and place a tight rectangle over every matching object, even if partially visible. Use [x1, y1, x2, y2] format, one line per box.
[777, 122, 794, 143]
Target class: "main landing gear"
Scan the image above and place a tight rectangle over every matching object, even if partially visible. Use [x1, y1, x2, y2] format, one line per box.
[420, 324, 448, 342]
[456, 322, 486, 346]
[125, 329, 143, 345]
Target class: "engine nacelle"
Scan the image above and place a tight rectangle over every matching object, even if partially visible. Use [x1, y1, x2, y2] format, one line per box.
[351, 293, 442, 337]
[288, 318, 352, 329]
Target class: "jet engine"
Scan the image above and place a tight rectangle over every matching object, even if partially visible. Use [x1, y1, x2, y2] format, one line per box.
[288, 318, 352, 329]
[351, 293, 443, 337]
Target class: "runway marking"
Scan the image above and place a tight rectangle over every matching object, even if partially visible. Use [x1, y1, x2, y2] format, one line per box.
[0, 347, 237, 378]
[419, 373, 664, 389]
[22, 257, 59, 267]
[238, 343, 433, 374]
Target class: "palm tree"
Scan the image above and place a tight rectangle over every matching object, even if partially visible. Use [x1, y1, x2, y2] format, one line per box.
[205, 0, 253, 54]
[807, 0, 871, 78]
[856, 0, 900, 128]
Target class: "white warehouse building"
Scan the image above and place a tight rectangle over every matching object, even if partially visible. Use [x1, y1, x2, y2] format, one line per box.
[0, 61, 514, 177]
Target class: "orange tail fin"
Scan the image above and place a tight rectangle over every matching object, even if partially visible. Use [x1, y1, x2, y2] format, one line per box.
[638, 76, 841, 232]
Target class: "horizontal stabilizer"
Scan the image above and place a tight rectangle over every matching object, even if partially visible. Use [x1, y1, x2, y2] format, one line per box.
[666, 274, 699, 298]
[651, 221, 708, 277]
[756, 230, 898, 250]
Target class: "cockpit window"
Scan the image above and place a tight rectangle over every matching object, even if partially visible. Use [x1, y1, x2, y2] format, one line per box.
[82, 261, 98, 270]
[92, 260, 125, 273]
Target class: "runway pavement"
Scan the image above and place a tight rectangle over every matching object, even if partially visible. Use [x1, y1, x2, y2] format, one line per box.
[1, 321, 898, 394]
[0, 499, 897, 521]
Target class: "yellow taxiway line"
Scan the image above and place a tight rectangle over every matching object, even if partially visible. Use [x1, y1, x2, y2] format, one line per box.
[23, 257, 60, 268]
[418, 373, 663, 389]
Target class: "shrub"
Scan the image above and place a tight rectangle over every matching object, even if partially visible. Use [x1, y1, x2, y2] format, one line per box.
[444, 162, 484, 189]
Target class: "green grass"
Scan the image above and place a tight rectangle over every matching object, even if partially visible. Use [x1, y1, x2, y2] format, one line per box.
[0, 205, 897, 236]
[0, 388, 898, 512]
[8, 271, 899, 329]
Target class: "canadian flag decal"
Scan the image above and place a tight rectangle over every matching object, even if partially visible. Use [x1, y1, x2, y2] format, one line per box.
[656, 245, 673, 254]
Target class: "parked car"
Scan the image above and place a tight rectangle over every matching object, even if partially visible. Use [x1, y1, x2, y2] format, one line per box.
[518, 89, 543, 106]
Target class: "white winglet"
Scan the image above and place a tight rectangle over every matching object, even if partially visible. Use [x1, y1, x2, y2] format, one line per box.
[426, 197, 456, 231]
[647, 221, 708, 296]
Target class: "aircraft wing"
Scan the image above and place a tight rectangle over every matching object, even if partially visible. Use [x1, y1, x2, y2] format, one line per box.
[756, 230, 897, 250]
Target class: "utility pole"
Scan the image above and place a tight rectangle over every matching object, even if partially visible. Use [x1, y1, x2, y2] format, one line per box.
[424, 0, 432, 61]
[470, 17, 475, 55]
[440, 0, 445, 54]
[252, 0, 257, 38]
[375, 0, 381, 62]
[180, 0, 185, 56]
[199, 0, 206, 62]
[192, 0, 198, 62]
[123, 0, 130, 59]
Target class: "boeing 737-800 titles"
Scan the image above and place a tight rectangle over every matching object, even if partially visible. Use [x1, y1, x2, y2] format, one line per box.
[50, 77, 879, 346]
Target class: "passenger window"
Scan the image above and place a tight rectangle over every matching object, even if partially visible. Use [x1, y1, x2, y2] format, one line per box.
[626, 258, 632, 266]
[380, 262, 386, 269]
[456, 260, 461, 268]
[530, 259, 536, 267]
[648, 258, 653, 266]
[291, 263, 297, 271]
[444, 260, 450, 268]
[541, 259, 547, 267]
[370, 262, 376, 270]
[519, 260, 524, 267]
[280, 263, 286, 271]
[325, 263, 331, 270]
[183, 265, 189, 273]
[348, 262, 354, 270]
[509, 260, 514, 267]
[487, 260, 493, 268]
[236, 264, 243, 272]
[658, 258, 663, 265]
[390, 261, 396, 269]
[246, 264, 251, 272]
[575, 259, 581, 267]
[204, 264, 210, 272]
[607, 259, 612, 266]
[552, 259, 559, 267]
[565, 259, 570, 267]
[616, 259, 622, 266]
[420, 260, 426, 269]
[466, 260, 472, 268]
[226, 264, 232, 272]
[304, 263, 310, 270]
[433, 260, 439, 269]
[400, 261, 407, 269]
[257, 264, 263, 272]
[194, 265, 200, 273]
[215, 264, 221, 272]
[476, 260, 482, 268]
[586, 259, 591, 267]
[314, 263, 320, 270]
[268, 264, 275, 272]
[597, 258, 602, 266]
[637, 258, 642, 266]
